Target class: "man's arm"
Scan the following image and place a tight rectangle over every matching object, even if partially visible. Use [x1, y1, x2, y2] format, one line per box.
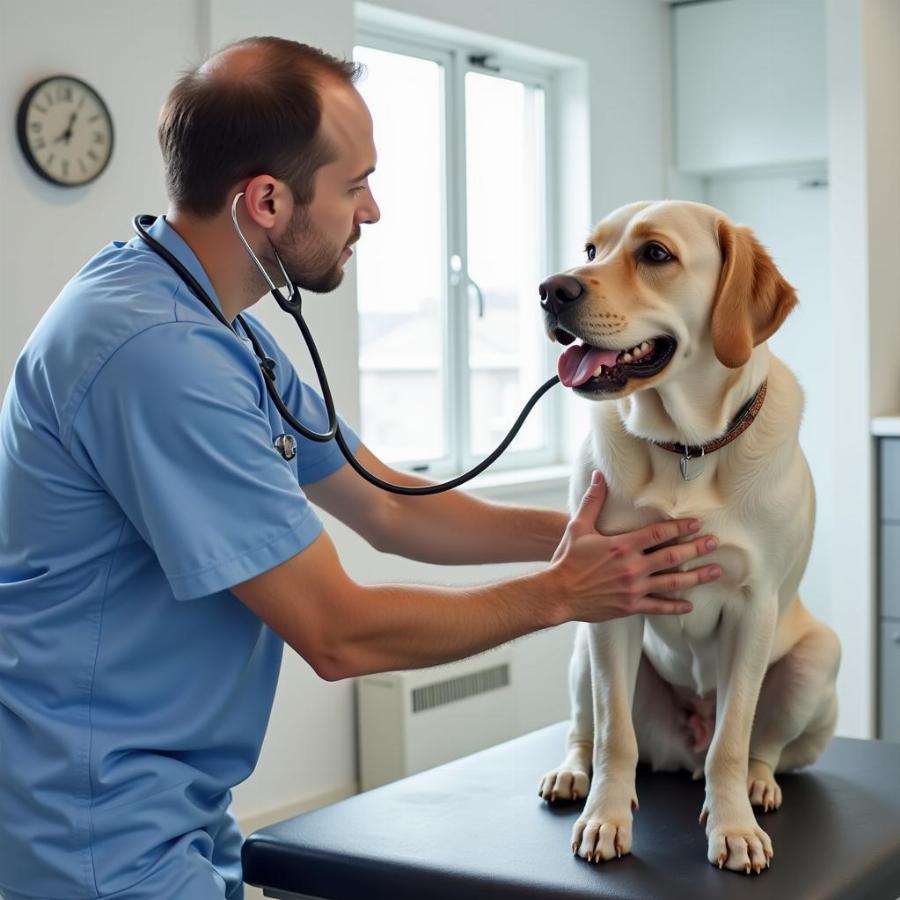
[303, 443, 567, 565]
[231, 475, 722, 680]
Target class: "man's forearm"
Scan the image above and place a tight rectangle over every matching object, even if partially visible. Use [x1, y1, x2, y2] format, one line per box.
[378, 473, 568, 565]
[321, 567, 565, 679]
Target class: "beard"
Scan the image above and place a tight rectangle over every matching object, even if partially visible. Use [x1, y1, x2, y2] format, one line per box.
[269, 205, 358, 294]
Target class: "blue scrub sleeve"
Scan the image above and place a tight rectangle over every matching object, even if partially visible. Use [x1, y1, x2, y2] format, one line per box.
[69, 322, 325, 600]
[239, 313, 362, 485]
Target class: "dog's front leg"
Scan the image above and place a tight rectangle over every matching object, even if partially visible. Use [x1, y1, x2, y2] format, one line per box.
[573, 614, 644, 863]
[701, 595, 777, 874]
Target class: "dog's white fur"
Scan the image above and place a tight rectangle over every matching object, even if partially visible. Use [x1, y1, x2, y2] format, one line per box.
[538, 201, 841, 874]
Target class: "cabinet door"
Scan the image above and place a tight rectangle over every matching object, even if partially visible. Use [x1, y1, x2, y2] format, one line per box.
[881, 439, 900, 521]
[880, 621, 900, 742]
[674, 0, 827, 173]
[881, 525, 900, 620]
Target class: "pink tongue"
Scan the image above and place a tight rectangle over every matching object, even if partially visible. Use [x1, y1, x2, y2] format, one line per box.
[557, 343, 621, 387]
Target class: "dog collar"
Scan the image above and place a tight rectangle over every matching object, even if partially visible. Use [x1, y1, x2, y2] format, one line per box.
[653, 380, 768, 480]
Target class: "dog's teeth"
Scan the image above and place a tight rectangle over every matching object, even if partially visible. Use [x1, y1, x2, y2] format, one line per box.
[593, 365, 604, 377]
[640, 341, 650, 351]
[622, 353, 633, 363]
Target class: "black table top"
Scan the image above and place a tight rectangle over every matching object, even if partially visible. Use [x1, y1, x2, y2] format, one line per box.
[243, 722, 900, 900]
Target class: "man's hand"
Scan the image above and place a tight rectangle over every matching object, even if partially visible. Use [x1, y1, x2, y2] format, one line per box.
[549, 471, 721, 622]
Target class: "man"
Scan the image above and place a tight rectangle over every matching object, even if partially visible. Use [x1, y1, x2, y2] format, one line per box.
[0, 37, 721, 900]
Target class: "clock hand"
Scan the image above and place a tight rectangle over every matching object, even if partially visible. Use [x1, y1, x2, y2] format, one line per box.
[53, 112, 78, 145]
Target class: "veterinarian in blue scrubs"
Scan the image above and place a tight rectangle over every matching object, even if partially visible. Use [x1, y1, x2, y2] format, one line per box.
[0, 37, 721, 900]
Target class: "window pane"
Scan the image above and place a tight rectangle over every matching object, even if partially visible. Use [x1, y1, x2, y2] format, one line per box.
[354, 46, 446, 463]
[465, 72, 549, 457]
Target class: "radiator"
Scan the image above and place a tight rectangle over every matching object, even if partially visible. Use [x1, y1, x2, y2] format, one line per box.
[356, 648, 516, 790]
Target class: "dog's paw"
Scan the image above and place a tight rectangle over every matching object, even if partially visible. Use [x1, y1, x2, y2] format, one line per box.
[538, 766, 589, 802]
[747, 759, 782, 813]
[700, 801, 773, 874]
[571, 807, 633, 862]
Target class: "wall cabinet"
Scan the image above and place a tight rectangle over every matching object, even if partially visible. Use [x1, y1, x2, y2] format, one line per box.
[673, 0, 827, 174]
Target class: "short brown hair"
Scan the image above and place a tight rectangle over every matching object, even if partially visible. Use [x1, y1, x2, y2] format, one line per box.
[158, 36, 362, 217]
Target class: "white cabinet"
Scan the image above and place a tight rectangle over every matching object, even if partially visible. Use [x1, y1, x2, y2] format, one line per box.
[674, 0, 827, 174]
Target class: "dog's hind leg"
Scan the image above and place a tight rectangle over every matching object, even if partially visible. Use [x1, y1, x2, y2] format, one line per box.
[747, 615, 841, 812]
[539, 623, 592, 802]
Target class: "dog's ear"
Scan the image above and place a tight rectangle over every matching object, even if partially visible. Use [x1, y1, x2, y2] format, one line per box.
[711, 219, 798, 368]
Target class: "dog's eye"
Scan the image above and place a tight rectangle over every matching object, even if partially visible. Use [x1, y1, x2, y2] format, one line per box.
[641, 242, 673, 264]
[585, 244, 596, 262]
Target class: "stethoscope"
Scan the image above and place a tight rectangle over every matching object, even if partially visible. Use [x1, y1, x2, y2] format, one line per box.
[132, 193, 559, 495]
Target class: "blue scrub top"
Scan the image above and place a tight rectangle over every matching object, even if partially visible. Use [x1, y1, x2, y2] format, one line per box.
[0, 217, 360, 899]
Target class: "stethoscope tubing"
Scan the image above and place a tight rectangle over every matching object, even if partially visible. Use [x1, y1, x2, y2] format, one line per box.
[131, 209, 559, 495]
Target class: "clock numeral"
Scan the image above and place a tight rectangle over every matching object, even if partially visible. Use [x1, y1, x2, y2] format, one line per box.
[29, 121, 43, 133]
[92, 132, 105, 145]
[79, 159, 87, 174]
[87, 114, 100, 124]
[87, 148, 99, 162]
[46, 153, 55, 168]
[33, 137, 46, 150]
[43, 91, 53, 107]
[56, 85, 73, 104]
[34, 103, 48, 115]
[77, 94, 86, 111]
[61, 160, 70, 178]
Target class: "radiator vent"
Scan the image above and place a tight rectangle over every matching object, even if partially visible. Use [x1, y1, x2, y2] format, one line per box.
[411, 663, 510, 714]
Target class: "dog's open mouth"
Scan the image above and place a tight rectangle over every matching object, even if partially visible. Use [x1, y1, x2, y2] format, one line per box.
[555, 334, 677, 393]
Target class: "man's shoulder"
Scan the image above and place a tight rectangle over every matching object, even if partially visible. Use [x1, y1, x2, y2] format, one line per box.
[16, 241, 225, 444]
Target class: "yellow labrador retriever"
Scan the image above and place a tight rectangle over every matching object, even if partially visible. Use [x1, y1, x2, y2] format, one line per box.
[537, 200, 840, 875]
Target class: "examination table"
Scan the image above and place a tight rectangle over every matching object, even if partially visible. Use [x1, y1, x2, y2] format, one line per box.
[242, 721, 900, 899]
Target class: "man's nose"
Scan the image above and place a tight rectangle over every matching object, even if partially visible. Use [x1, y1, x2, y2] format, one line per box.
[539, 274, 584, 317]
[360, 193, 380, 225]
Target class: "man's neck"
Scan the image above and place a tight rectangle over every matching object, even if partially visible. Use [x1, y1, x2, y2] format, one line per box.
[165, 207, 266, 322]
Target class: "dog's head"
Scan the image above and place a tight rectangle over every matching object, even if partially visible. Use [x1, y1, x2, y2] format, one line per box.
[541, 200, 797, 399]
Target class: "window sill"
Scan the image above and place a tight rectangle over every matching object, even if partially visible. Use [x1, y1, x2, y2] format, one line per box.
[462, 463, 572, 500]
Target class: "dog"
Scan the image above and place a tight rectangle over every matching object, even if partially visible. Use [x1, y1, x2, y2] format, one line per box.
[537, 200, 841, 874]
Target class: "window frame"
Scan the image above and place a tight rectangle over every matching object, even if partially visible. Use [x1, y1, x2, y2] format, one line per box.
[354, 24, 564, 477]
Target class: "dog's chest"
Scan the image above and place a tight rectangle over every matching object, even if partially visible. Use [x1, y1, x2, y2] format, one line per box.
[600, 478, 756, 694]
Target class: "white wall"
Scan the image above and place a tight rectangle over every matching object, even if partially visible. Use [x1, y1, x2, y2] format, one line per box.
[0, 0, 202, 388]
[0, 0, 676, 851]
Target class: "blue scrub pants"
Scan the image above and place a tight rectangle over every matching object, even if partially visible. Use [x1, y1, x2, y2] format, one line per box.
[1, 812, 244, 900]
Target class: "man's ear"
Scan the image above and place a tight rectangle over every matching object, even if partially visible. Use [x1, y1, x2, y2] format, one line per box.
[711, 218, 798, 368]
[242, 175, 292, 231]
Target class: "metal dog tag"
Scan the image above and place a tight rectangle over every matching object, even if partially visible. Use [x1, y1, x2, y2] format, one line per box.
[680, 447, 705, 481]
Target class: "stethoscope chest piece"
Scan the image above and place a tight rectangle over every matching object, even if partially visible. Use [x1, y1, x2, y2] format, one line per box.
[274, 433, 297, 461]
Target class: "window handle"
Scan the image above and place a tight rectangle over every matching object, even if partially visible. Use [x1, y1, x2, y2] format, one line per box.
[467, 277, 486, 318]
[449, 254, 486, 317]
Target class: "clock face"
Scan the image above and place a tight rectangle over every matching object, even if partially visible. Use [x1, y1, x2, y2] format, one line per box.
[17, 75, 114, 187]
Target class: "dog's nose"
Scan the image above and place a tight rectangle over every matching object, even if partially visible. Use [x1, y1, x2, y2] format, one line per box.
[539, 274, 584, 316]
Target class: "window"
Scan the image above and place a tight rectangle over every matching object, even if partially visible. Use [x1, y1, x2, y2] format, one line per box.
[353, 30, 559, 475]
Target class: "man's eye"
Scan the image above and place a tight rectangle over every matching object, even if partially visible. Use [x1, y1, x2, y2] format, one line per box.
[641, 242, 673, 264]
[585, 244, 596, 261]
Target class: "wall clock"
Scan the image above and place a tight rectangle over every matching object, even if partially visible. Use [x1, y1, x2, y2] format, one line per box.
[17, 75, 114, 187]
